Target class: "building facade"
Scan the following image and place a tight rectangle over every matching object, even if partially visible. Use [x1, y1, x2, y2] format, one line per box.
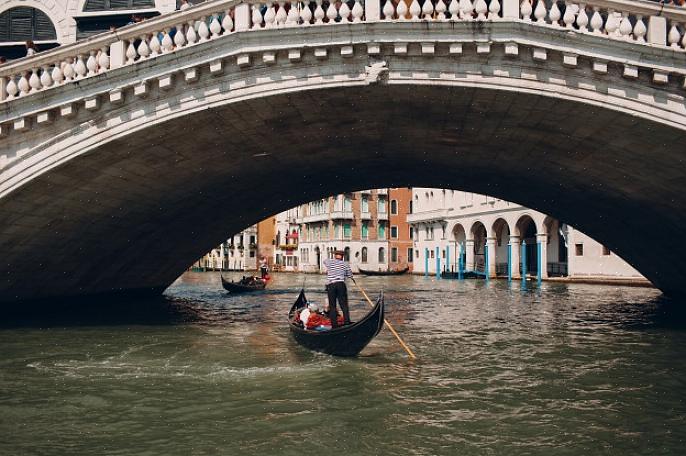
[273, 207, 301, 272]
[408, 188, 644, 280]
[388, 187, 413, 272]
[196, 224, 259, 271]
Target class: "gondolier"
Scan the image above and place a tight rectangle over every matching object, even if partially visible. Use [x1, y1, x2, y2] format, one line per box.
[323, 250, 353, 328]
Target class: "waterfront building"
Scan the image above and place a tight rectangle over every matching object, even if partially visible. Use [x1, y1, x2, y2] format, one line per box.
[257, 216, 276, 269]
[388, 187, 414, 272]
[297, 190, 391, 273]
[196, 224, 259, 271]
[408, 188, 644, 281]
[273, 207, 301, 272]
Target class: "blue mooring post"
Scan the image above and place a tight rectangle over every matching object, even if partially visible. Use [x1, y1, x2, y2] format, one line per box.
[436, 247, 441, 279]
[507, 242, 512, 283]
[446, 246, 450, 276]
[458, 242, 464, 280]
[521, 240, 527, 286]
[424, 248, 429, 278]
[484, 241, 489, 282]
[537, 240, 543, 287]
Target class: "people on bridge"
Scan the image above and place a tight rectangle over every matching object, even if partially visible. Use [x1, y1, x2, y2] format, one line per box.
[323, 250, 353, 328]
[179, 0, 194, 10]
[25, 41, 38, 57]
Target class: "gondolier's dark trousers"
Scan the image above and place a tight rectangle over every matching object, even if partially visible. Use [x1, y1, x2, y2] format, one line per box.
[326, 281, 350, 328]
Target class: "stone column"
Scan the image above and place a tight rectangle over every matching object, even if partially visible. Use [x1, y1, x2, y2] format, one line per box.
[466, 239, 475, 271]
[366, 0, 381, 21]
[502, 0, 520, 19]
[109, 40, 126, 69]
[487, 237, 497, 278]
[0, 77, 6, 102]
[537, 233, 549, 279]
[509, 235, 521, 278]
[235, 3, 251, 31]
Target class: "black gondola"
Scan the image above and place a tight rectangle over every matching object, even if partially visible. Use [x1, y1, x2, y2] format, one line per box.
[288, 289, 384, 357]
[221, 274, 267, 293]
[357, 266, 409, 276]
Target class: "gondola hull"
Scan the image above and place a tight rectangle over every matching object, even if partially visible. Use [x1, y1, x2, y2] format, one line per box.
[221, 275, 266, 293]
[357, 267, 409, 276]
[288, 289, 384, 357]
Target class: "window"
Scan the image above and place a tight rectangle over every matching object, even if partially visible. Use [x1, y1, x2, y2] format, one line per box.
[409, 201, 413, 214]
[0, 7, 57, 42]
[391, 226, 398, 239]
[415, 249, 419, 258]
[361, 222, 368, 239]
[84, 0, 154, 11]
[409, 227, 413, 239]
[408, 248, 414, 263]
[378, 247, 386, 263]
[344, 195, 352, 212]
[361, 195, 369, 213]
[378, 197, 386, 213]
[442, 250, 446, 259]
[361, 247, 368, 263]
[250, 250, 255, 258]
[334, 224, 340, 239]
[343, 223, 352, 239]
[602, 246, 611, 256]
[430, 250, 434, 259]
[378, 223, 386, 239]
[391, 248, 398, 262]
[391, 200, 398, 215]
[575, 243, 584, 256]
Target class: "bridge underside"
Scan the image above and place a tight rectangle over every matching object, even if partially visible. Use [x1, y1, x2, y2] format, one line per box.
[1, 84, 684, 304]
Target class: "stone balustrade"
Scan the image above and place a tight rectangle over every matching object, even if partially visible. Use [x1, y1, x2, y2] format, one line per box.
[0, 0, 685, 105]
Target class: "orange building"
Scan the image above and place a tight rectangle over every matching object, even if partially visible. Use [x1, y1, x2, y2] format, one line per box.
[389, 188, 413, 272]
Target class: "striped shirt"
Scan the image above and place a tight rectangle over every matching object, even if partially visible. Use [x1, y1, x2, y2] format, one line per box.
[323, 258, 353, 284]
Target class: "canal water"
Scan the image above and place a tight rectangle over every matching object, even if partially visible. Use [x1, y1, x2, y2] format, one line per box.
[1, 272, 685, 455]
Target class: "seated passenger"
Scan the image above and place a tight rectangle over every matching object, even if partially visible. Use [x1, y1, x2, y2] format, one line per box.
[299, 302, 318, 327]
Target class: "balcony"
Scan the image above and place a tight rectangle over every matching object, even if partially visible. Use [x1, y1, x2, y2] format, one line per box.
[376, 189, 388, 195]
[330, 210, 354, 220]
[377, 212, 388, 221]
[279, 244, 298, 251]
[360, 211, 371, 220]
[302, 213, 329, 224]
[406, 209, 452, 224]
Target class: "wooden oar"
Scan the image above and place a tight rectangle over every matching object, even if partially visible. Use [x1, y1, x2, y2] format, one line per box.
[352, 279, 417, 360]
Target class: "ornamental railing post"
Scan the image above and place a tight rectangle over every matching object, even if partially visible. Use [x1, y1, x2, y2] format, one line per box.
[235, 3, 251, 31]
[366, 0, 381, 21]
[502, 0, 520, 19]
[648, 16, 667, 46]
[109, 40, 126, 69]
[0, 77, 7, 102]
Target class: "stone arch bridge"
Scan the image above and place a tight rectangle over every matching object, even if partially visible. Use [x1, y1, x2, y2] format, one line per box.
[1, 0, 686, 303]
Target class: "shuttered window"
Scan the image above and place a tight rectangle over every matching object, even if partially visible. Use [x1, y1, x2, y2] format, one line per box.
[84, 0, 155, 11]
[0, 7, 57, 42]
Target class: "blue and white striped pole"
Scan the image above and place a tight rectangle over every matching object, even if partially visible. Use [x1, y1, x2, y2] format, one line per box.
[537, 239, 543, 287]
[507, 242, 512, 283]
[459, 242, 464, 280]
[446, 245, 450, 276]
[424, 248, 429, 278]
[484, 241, 489, 282]
[436, 247, 441, 279]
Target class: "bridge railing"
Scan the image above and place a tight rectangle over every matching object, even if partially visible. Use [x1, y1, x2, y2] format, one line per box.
[1, 0, 685, 104]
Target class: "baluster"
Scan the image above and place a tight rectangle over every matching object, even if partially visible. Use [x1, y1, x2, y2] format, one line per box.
[576, 4, 588, 31]
[63, 59, 76, 80]
[489, 0, 500, 19]
[98, 46, 110, 70]
[326, 0, 338, 22]
[186, 21, 198, 43]
[137, 36, 151, 58]
[159, 28, 172, 51]
[618, 12, 632, 40]
[605, 10, 619, 37]
[301, 1, 314, 24]
[549, 1, 561, 25]
[276, 2, 288, 26]
[286, 2, 300, 25]
[382, 0, 394, 19]
[534, 0, 546, 23]
[339, 0, 351, 21]
[436, 0, 447, 20]
[252, 4, 265, 28]
[681, 28, 686, 49]
[409, 0, 421, 20]
[29, 69, 42, 92]
[6, 77, 18, 98]
[475, 0, 487, 20]
[74, 55, 88, 78]
[86, 50, 98, 75]
[422, 0, 435, 20]
[51, 64, 64, 85]
[149, 33, 162, 56]
[562, 2, 575, 28]
[520, 0, 532, 21]
[18, 74, 30, 96]
[40, 66, 53, 88]
[222, 10, 234, 33]
[633, 15, 646, 42]
[460, 0, 474, 20]
[209, 14, 222, 36]
[589, 7, 602, 33]
[314, 0, 326, 23]
[125, 42, 137, 64]
[263, 3, 276, 27]
[352, 0, 364, 21]
[198, 16, 211, 39]
[448, 0, 460, 20]
[668, 22, 680, 48]
[397, 0, 409, 19]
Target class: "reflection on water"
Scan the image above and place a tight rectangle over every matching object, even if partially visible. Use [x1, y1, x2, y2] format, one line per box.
[1, 272, 685, 455]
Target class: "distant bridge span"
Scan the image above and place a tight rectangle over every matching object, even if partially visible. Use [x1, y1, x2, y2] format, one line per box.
[1, 0, 686, 303]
